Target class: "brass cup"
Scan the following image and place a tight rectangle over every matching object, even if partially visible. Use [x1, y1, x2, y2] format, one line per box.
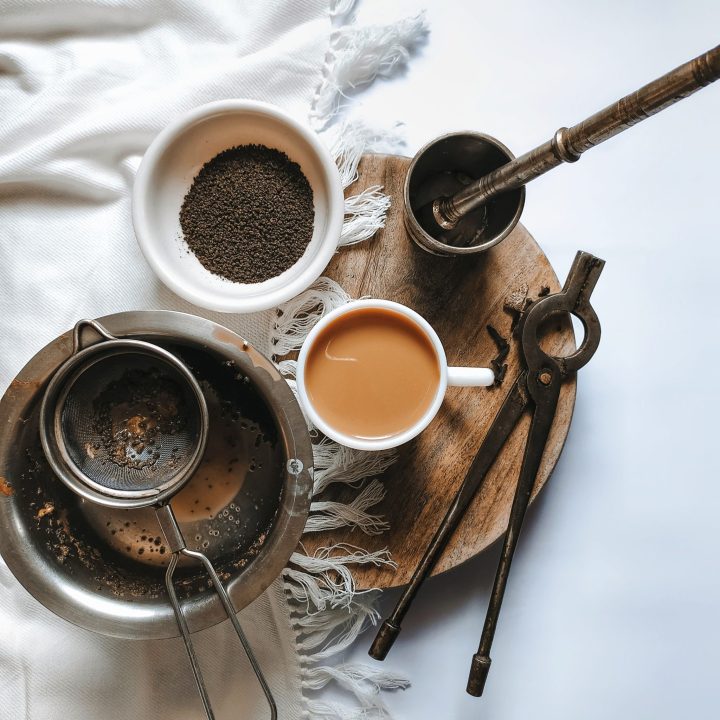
[404, 132, 525, 256]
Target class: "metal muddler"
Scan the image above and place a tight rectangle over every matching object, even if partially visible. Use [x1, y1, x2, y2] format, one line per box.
[405, 44, 720, 255]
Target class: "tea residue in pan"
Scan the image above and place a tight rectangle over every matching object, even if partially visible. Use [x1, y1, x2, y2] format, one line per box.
[16, 445, 164, 599]
[0, 475, 13, 496]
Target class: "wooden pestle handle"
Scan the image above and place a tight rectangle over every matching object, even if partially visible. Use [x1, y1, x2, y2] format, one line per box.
[438, 44, 720, 227]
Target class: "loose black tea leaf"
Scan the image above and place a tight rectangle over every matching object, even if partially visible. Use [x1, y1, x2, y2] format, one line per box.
[486, 324, 510, 388]
[180, 144, 314, 284]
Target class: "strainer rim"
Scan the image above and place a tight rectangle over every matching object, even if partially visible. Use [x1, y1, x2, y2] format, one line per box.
[40, 338, 209, 509]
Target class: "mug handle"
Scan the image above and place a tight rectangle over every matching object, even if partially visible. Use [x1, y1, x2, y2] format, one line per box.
[447, 367, 495, 387]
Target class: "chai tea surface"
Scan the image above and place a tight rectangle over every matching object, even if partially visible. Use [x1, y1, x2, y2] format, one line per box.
[305, 307, 440, 440]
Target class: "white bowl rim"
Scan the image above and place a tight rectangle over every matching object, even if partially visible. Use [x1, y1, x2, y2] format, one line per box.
[296, 299, 449, 451]
[132, 99, 344, 313]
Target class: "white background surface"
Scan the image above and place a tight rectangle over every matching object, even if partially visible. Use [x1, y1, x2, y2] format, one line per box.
[339, 2, 720, 718]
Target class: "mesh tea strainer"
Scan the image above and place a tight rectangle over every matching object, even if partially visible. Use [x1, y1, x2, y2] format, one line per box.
[39, 319, 276, 720]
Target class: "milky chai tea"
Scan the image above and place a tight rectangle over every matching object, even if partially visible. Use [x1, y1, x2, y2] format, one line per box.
[304, 307, 441, 440]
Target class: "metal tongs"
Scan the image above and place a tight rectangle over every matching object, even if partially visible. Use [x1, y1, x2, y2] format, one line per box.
[369, 250, 605, 696]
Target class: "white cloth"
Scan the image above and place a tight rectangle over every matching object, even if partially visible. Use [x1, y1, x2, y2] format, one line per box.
[0, 0, 331, 361]
[0, 1, 332, 718]
[1, 576, 304, 719]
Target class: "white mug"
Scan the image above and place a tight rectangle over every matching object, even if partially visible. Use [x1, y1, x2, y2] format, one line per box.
[296, 299, 494, 451]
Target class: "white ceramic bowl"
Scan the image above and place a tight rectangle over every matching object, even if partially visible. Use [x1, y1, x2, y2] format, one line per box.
[132, 100, 344, 313]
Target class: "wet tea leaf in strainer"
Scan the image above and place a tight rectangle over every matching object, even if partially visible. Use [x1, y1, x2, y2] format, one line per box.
[39, 319, 276, 720]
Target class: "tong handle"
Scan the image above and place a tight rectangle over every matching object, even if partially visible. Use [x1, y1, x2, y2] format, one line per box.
[369, 377, 529, 661]
[467, 366, 561, 696]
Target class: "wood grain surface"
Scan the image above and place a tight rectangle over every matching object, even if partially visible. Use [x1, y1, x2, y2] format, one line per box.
[300, 153, 576, 589]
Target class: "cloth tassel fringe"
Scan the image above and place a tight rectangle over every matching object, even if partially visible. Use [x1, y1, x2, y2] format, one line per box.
[313, 5, 428, 248]
[341, 185, 391, 246]
[311, 437, 397, 495]
[305, 701, 394, 720]
[310, 10, 428, 129]
[305, 478, 389, 535]
[285, 544, 396, 613]
[326, 122, 392, 246]
[303, 664, 410, 696]
[324, 119, 405, 188]
[270, 277, 350, 357]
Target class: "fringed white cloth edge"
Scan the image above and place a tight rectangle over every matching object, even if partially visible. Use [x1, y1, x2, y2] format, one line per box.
[271, 1, 428, 716]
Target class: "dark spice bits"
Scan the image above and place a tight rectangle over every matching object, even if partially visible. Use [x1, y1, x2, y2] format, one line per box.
[486, 324, 510, 387]
[179, 144, 314, 284]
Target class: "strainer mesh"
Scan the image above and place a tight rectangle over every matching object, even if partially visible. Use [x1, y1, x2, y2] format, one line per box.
[58, 352, 202, 494]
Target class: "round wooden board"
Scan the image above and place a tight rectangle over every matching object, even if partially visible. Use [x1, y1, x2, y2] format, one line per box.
[300, 153, 576, 589]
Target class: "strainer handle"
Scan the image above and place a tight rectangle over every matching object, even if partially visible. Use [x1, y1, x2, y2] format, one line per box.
[71, 319, 118, 354]
[156, 504, 278, 720]
[163, 552, 216, 720]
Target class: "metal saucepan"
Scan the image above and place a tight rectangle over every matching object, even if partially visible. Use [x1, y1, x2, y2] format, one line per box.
[0, 311, 313, 640]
